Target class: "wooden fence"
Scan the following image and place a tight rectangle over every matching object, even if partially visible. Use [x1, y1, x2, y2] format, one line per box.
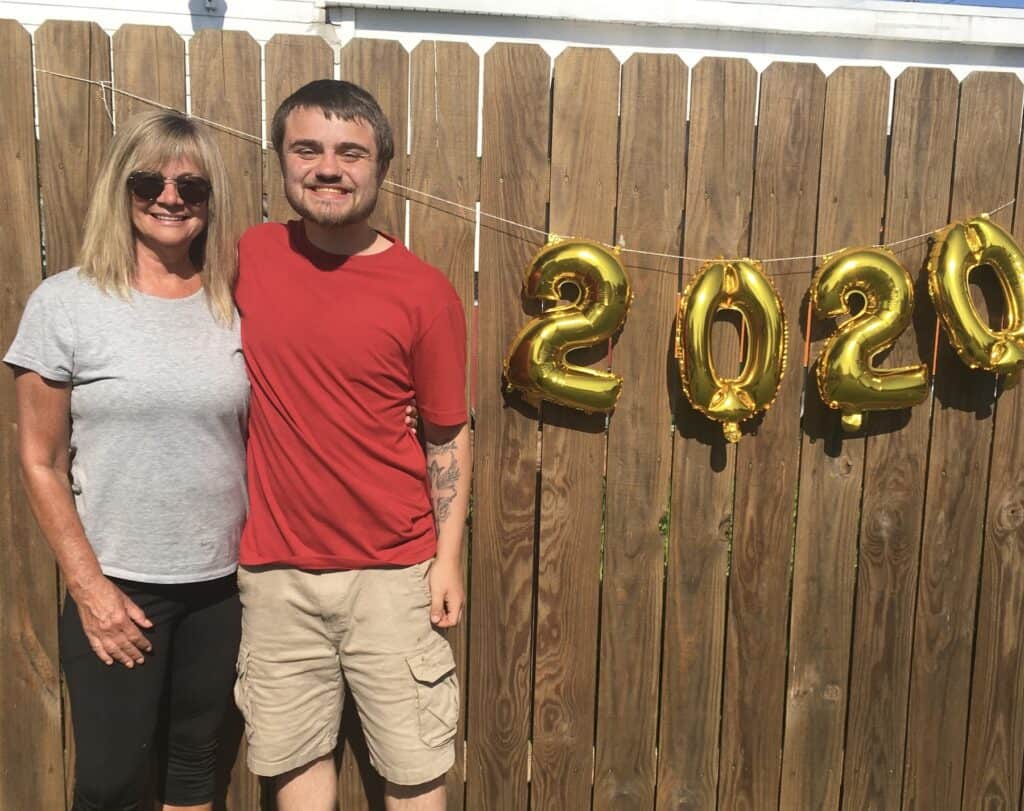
[2, 17, 1024, 811]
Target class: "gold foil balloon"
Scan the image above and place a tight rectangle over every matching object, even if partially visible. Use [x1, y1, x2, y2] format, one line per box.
[676, 259, 787, 443]
[811, 247, 929, 432]
[928, 214, 1024, 379]
[504, 236, 633, 413]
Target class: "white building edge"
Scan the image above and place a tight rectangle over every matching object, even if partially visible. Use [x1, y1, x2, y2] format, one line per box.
[5, 0, 1024, 77]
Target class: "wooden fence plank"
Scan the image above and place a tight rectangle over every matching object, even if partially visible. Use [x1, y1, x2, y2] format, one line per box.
[329, 40, 413, 810]
[408, 40, 480, 811]
[263, 34, 334, 224]
[727, 58, 826, 809]
[35, 21, 113, 807]
[0, 20, 66, 811]
[340, 39, 409, 241]
[188, 30, 263, 811]
[36, 19, 112, 277]
[732, 60, 828, 811]
[669, 56, 755, 811]
[593, 53, 685, 811]
[189, 30, 262, 240]
[531, 46, 619, 811]
[112, 24, 185, 126]
[466, 42, 549, 811]
[902, 70, 1023, 811]
[840, 67, 959, 811]
[961, 98, 1024, 810]
[780, 66, 890, 811]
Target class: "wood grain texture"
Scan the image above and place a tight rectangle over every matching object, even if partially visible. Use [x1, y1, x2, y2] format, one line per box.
[189, 30, 262, 239]
[780, 66, 889, 811]
[665, 56, 755, 811]
[0, 20, 66, 811]
[188, 30, 264, 811]
[112, 25, 185, 126]
[901, 70, 1023, 811]
[593, 53, 684, 811]
[323, 43, 414, 809]
[408, 40, 479, 811]
[34, 22, 113, 805]
[340, 39, 409, 240]
[466, 43, 549, 811]
[840, 67, 958, 811]
[960, 94, 1024, 810]
[531, 46, 619, 811]
[263, 34, 333, 224]
[727, 59, 826, 811]
[36, 19, 112, 275]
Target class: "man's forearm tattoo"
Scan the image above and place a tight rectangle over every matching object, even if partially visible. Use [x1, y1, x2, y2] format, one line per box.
[426, 439, 459, 524]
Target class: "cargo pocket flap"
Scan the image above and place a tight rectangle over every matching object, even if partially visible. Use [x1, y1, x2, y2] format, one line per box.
[406, 648, 456, 686]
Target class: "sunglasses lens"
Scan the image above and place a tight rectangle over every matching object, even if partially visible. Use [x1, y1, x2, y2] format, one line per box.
[128, 172, 164, 200]
[177, 177, 212, 205]
[127, 172, 211, 204]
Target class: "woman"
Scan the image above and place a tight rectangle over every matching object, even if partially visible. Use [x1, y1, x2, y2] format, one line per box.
[7, 110, 419, 809]
[5, 110, 247, 810]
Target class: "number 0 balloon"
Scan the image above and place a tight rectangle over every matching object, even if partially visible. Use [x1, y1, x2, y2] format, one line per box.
[676, 260, 788, 443]
[928, 215, 1024, 379]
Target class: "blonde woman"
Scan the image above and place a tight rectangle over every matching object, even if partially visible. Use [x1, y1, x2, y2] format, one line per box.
[5, 111, 246, 811]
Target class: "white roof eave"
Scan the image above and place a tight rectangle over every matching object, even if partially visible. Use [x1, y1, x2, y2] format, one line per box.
[319, 0, 1024, 48]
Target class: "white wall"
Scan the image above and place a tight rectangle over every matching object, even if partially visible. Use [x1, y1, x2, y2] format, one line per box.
[3, 0, 323, 40]
[4, 0, 1024, 78]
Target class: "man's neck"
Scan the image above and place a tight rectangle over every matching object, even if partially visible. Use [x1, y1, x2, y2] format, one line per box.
[303, 220, 391, 257]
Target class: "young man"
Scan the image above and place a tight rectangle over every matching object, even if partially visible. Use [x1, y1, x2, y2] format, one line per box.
[233, 80, 470, 810]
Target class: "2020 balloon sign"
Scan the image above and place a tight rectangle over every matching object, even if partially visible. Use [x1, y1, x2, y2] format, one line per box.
[503, 216, 1024, 436]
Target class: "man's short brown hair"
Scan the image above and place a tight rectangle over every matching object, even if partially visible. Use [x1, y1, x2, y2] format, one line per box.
[270, 79, 394, 172]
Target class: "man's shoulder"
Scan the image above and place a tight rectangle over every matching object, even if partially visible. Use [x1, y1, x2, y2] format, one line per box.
[241, 221, 290, 247]
[387, 242, 459, 299]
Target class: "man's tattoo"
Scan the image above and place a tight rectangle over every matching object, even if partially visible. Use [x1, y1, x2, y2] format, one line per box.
[426, 439, 459, 524]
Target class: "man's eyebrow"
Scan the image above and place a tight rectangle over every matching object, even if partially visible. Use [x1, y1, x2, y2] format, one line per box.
[288, 139, 323, 151]
[336, 142, 373, 153]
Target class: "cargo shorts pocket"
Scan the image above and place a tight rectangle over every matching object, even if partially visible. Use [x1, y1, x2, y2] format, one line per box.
[234, 644, 254, 740]
[406, 644, 459, 749]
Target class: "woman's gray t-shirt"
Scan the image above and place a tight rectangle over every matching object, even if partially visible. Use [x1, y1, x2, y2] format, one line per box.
[4, 268, 249, 583]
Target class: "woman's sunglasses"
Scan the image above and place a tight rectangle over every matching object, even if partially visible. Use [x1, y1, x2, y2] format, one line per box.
[127, 171, 212, 205]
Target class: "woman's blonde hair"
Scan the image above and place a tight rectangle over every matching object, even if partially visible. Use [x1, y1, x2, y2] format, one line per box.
[79, 110, 237, 323]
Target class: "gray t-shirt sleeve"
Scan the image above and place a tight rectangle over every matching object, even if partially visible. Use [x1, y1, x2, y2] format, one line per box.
[4, 278, 75, 382]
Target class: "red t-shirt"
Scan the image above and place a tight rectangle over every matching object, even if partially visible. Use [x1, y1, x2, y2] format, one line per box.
[236, 221, 467, 569]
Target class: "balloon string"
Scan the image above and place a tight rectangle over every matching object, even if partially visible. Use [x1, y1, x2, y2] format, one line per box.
[803, 298, 814, 369]
[931, 317, 942, 377]
[33, 67, 1018, 274]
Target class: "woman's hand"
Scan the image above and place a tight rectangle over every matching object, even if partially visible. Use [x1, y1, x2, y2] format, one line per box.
[405, 402, 419, 434]
[71, 575, 153, 667]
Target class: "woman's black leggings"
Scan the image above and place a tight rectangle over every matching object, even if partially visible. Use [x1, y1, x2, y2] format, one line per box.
[61, 574, 241, 811]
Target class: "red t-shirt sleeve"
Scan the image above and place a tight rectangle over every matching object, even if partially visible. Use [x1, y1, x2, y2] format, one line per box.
[412, 297, 468, 426]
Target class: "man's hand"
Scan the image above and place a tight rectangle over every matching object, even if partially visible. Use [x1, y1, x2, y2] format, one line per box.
[72, 575, 153, 667]
[428, 556, 465, 628]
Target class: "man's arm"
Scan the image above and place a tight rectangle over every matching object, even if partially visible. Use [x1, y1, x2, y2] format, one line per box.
[422, 421, 471, 628]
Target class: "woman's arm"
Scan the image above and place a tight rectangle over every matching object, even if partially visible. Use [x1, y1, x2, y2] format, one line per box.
[422, 421, 471, 628]
[14, 369, 153, 667]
